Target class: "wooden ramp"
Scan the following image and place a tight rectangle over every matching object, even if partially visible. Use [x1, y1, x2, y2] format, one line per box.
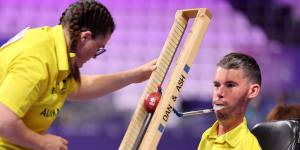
[119, 8, 212, 150]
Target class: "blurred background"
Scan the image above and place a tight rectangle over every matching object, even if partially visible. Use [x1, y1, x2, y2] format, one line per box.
[1, 0, 300, 149]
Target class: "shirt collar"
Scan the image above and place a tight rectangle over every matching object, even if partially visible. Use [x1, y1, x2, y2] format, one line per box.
[206, 118, 248, 147]
[51, 25, 70, 81]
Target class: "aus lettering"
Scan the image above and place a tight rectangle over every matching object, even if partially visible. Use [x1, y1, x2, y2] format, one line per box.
[40, 108, 60, 117]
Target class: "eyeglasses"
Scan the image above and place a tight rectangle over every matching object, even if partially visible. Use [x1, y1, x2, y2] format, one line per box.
[95, 47, 106, 57]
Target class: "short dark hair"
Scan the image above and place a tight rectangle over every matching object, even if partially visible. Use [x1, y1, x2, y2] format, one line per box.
[217, 52, 262, 86]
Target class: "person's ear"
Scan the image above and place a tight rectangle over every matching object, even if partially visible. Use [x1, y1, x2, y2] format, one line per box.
[248, 83, 260, 100]
[80, 31, 92, 43]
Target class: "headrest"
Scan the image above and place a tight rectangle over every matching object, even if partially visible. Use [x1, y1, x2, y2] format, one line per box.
[251, 120, 300, 150]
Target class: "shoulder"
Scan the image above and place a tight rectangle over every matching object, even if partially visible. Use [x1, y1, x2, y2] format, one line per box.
[238, 129, 261, 149]
[202, 128, 210, 137]
[1, 26, 56, 60]
[199, 125, 215, 145]
[6, 26, 57, 73]
[248, 131, 261, 147]
[24, 26, 55, 51]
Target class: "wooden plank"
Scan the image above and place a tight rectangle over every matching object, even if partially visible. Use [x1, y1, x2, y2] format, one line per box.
[119, 8, 211, 150]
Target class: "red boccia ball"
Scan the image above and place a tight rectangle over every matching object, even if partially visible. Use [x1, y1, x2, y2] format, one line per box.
[144, 92, 161, 112]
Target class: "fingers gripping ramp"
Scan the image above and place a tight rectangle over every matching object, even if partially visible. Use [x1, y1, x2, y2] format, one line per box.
[119, 8, 212, 150]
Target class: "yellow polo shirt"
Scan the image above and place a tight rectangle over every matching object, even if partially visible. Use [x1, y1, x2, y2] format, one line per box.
[198, 118, 261, 150]
[0, 25, 78, 149]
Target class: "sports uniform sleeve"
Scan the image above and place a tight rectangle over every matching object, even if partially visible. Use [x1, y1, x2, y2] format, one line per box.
[0, 55, 47, 118]
[66, 78, 79, 94]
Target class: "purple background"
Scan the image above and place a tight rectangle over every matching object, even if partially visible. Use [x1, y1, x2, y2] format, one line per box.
[1, 0, 299, 149]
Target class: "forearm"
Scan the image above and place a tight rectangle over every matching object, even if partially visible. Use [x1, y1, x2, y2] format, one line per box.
[0, 118, 43, 149]
[68, 59, 156, 101]
[69, 70, 135, 100]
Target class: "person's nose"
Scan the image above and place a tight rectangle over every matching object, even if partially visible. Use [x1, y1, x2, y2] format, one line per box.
[215, 86, 225, 99]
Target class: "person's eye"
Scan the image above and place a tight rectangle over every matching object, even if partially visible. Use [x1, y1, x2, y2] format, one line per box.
[213, 83, 220, 88]
[226, 83, 236, 88]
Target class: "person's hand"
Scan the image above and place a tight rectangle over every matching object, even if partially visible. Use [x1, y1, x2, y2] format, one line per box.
[39, 134, 68, 150]
[131, 59, 157, 83]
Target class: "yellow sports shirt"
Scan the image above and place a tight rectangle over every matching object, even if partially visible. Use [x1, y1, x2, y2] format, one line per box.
[198, 118, 261, 150]
[0, 25, 78, 149]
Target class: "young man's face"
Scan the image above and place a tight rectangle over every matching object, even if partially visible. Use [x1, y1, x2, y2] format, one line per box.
[212, 67, 252, 121]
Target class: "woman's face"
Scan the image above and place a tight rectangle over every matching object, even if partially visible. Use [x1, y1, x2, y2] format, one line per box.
[75, 32, 111, 67]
